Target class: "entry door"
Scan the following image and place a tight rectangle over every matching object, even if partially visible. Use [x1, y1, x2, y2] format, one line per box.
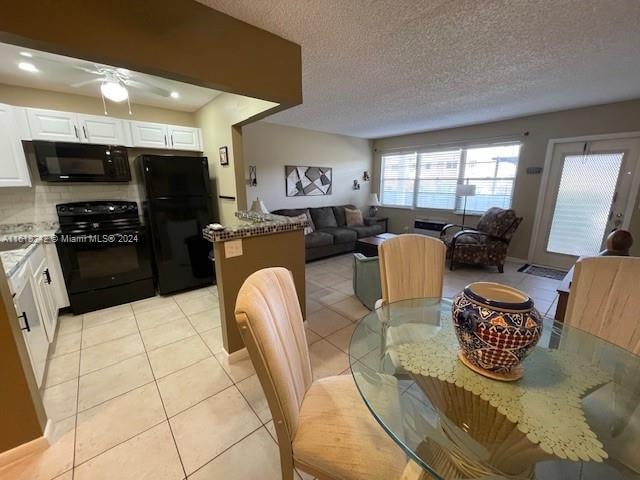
[532, 137, 640, 269]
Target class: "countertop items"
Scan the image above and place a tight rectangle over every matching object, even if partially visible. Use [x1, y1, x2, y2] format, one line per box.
[203, 211, 308, 243]
[0, 222, 59, 277]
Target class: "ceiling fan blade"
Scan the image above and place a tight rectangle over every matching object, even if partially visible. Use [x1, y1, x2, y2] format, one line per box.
[71, 78, 103, 88]
[124, 79, 172, 98]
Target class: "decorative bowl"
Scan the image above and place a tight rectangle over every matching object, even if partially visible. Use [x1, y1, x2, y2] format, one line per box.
[452, 282, 542, 381]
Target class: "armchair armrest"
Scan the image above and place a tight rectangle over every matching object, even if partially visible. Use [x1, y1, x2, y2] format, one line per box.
[440, 223, 465, 237]
[452, 229, 508, 244]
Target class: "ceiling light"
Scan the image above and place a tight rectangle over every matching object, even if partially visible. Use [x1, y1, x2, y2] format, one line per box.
[18, 62, 38, 73]
[170, 91, 180, 99]
[19, 51, 33, 58]
[100, 80, 128, 102]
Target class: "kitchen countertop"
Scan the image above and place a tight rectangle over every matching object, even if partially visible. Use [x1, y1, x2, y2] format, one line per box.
[0, 223, 59, 278]
[203, 211, 307, 242]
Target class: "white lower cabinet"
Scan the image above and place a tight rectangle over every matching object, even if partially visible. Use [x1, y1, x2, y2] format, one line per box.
[11, 264, 48, 388]
[8, 242, 69, 387]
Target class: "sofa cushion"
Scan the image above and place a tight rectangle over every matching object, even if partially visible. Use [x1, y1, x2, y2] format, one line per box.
[272, 208, 306, 218]
[332, 205, 356, 227]
[310, 207, 338, 229]
[348, 224, 384, 238]
[345, 208, 364, 227]
[319, 227, 357, 244]
[305, 231, 334, 248]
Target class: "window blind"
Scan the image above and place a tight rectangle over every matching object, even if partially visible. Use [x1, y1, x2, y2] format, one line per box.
[461, 144, 520, 212]
[380, 152, 417, 207]
[379, 142, 521, 212]
[416, 149, 461, 210]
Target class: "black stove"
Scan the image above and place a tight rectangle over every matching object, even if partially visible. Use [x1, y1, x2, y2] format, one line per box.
[56, 201, 155, 314]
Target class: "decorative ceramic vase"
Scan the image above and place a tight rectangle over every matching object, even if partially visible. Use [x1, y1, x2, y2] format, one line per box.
[452, 282, 542, 381]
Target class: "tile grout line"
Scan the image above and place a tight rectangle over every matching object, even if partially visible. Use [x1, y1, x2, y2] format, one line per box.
[70, 313, 85, 480]
[130, 297, 189, 480]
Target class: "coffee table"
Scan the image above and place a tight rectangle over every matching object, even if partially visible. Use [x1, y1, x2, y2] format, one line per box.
[355, 232, 397, 257]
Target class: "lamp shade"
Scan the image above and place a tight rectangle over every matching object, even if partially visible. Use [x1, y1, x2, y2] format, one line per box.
[369, 193, 381, 206]
[456, 184, 476, 197]
[249, 197, 269, 214]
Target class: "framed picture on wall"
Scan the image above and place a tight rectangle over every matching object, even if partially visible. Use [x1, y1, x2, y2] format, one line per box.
[285, 165, 332, 196]
[219, 146, 229, 166]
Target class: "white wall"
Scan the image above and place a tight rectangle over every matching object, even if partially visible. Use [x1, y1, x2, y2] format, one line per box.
[243, 122, 373, 212]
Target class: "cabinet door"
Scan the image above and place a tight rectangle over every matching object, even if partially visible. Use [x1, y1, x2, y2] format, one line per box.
[14, 279, 49, 387]
[0, 103, 31, 187]
[26, 108, 81, 142]
[32, 253, 58, 343]
[168, 125, 202, 151]
[44, 243, 70, 309]
[77, 114, 130, 145]
[130, 121, 168, 149]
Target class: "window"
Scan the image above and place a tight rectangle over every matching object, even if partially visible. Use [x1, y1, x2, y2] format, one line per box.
[380, 152, 417, 207]
[380, 143, 520, 212]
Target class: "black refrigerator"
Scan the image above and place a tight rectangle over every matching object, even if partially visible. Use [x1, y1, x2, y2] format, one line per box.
[137, 155, 215, 295]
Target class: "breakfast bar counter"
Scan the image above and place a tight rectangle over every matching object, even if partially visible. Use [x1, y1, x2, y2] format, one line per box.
[204, 212, 307, 355]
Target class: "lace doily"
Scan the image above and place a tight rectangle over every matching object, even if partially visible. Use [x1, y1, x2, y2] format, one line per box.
[394, 323, 609, 462]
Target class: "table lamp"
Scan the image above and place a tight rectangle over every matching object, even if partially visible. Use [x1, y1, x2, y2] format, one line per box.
[249, 197, 269, 214]
[456, 184, 476, 227]
[368, 193, 381, 217]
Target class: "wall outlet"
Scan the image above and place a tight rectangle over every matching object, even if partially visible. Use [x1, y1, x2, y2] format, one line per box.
[224, 239, 243, 258]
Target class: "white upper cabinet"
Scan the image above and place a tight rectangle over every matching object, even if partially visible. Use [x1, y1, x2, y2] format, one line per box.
[77, 114, 131, 146]
[27, 108, 82, 142]
[22, 107, 201, 151]
[0, 103, 31, 187]
[130, 121, 202, 151]
[168, 125, 202, 151]
[129, 121, 169, 149]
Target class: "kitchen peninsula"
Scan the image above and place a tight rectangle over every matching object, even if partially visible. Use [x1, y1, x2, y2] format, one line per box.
[203, 213, 307, 355]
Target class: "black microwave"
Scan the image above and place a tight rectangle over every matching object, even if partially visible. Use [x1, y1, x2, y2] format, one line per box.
[33, 141, 131, 182]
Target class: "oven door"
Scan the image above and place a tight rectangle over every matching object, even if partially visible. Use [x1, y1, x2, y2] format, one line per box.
[57, 228, 152, 294]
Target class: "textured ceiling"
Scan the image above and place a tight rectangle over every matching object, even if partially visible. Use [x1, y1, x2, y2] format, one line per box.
[199, 0, 640, 138]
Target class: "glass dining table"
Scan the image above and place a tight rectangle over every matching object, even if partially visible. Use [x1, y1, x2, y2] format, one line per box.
[348, 298, 640, 480]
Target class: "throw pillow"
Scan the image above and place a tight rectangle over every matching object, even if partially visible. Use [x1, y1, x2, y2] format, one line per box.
[304, 209, 316, 232]
[291, 213, 314, 235]
[345, 207, 364, 227]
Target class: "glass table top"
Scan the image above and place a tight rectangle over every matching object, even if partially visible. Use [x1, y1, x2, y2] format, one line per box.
[349, 298, 640, 480]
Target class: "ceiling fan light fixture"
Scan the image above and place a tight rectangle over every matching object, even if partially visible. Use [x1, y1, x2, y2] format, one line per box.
[101, 80, 128, 102]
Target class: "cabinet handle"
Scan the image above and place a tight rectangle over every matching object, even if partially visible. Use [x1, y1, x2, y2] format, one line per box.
[18, 312, 30, 332]
[44, 268, 52, 285]
[164, 134, 167, 147]
[83, 126, 88, 140]
[74, 125, 80, 140]
[170, 135, 174, 147]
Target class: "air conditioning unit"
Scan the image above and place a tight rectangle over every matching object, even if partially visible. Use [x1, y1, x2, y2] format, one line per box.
[414, 218, 447, 238]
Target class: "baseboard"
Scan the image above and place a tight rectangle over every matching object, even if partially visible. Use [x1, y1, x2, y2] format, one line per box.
[506, 256, 529, 264]
[0, 434, 49, 470]
[222, 347, 249, 364]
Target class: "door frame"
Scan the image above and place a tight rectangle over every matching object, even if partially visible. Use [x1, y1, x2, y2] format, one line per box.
[528, 131, 640, 265]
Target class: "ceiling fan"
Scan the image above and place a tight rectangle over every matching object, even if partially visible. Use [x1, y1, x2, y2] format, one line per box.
[69, 65, 175, 113]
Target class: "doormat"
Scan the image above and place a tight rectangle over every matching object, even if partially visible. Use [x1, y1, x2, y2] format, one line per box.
[518, 264, 568, 280]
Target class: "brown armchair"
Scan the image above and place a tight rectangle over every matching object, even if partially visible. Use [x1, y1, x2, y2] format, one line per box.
[440, 207, 522, 272]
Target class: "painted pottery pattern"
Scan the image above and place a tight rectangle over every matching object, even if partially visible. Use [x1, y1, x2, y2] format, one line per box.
[452, 288, 542, 374]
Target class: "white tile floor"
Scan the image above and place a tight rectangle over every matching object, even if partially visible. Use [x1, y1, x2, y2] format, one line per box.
[0, 254, 560, 480]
